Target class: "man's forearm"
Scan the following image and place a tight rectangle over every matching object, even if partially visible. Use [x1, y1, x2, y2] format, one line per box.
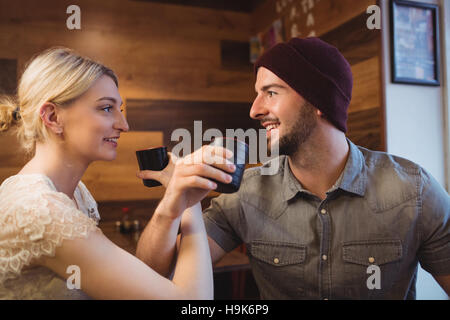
[136, 204, 182, 277]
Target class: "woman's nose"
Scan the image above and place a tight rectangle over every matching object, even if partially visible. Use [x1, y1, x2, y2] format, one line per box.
[115, 111, 129, 132]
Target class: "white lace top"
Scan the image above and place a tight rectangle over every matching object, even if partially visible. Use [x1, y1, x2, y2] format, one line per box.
[0, 174, 101, 300]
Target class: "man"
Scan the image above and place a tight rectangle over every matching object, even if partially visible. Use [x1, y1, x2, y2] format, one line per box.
[137, 38, 450, 299]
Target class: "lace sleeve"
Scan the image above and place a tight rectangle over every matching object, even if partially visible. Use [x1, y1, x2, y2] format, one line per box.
[0, 190, 99, 284]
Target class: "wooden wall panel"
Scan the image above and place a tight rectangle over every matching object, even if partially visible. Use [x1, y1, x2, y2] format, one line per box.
[350, 56, 381, 114]
[0, 131, 24, 166]
[252, 0, 376, 37]
[118, 65, 254, 102]
[134, 0, 265, 13]
[0, 0, 255, 104]
[82, 132, 165, 201]
[347, 108, 383, 151]
[221, 40, 253, 71]
[126, 99, 259, 150]
[0, 28, 255, 104]
[320, 12, 381, 66]
[0, 0, 251, 42]
[0, 59, 17, 94]
[0, 131, 27, 183]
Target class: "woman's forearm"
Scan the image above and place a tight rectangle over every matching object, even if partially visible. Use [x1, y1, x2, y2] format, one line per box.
[136, 202, 210, 280]
[136, 202, 213, 299]
[136, 206, 182, 277]
[171, 203, 214, 299]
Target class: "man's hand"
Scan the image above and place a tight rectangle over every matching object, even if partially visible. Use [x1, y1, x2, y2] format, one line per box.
[137, 145, 236, 219]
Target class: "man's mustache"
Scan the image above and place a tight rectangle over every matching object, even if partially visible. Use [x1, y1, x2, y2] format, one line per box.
[260, 118, 280, 127]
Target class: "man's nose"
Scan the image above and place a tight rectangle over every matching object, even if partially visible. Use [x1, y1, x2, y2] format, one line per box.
[249, 95, 268, 120]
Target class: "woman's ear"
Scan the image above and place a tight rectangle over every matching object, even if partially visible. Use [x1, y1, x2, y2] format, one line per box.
[39, 102, 63, 135]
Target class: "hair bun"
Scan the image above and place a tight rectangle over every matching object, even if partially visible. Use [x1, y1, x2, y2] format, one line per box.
[0, 96, 20, 132]
[12, 107, 21, 121]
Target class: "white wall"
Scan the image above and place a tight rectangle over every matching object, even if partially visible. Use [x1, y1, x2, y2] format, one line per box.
[443, 0, 450, 193]
[380, 0, 449, 300]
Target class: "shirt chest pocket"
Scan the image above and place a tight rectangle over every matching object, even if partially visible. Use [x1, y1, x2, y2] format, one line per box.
[249, 241, 307, 297]
[342, 240, 403, 298]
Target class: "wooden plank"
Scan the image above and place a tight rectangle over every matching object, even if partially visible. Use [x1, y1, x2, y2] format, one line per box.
[0, 131, 28, 184]
[126, 99, 259, 150]
[252, 0, 376, 38]
[117, 64, 255, 103]
[0, 59, 17, 94]
[221, 40, 253, 71]
[83, 131, 165, 201]
[0, 0, 252, 42]
[349, 56, 381, 114]
[320, 12, 381, 66]
[0, 0, 256, 126]
[0, 23, 255, 103]
[347, 107, 382, 151]
[133, 0, 264, 13]
[83, 162, 167, 201]
[0, 167, 24, 185]
[0, 25, 222, 72]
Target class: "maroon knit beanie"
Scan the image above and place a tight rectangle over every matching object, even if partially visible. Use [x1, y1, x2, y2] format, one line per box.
[254, 37, 353, 133]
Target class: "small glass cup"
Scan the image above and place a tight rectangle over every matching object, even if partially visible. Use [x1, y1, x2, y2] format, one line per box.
[209, 137, 249, 194]
[136, 146, 169, 188]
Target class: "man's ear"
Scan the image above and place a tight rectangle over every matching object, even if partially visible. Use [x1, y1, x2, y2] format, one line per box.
[39, 102, 63, 135]
[316, 109, 324, 117]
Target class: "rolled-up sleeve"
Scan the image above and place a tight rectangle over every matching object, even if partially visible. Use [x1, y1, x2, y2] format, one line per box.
[417, 168, 450, 276]
[203, 192, 244, 253]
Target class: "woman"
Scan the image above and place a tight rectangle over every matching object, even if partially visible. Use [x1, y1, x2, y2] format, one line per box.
[0, 47, 235, 299]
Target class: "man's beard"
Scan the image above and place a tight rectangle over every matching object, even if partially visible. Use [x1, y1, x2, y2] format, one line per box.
[271, 102, 317, 157]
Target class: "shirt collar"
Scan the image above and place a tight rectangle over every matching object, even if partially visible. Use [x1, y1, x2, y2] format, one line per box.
[337, 139, 367, 197]
[282, 156, 305, 201]
[282, 139, 367, 201]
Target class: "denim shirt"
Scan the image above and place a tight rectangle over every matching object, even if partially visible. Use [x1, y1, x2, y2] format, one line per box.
[203, 139, 450, 299]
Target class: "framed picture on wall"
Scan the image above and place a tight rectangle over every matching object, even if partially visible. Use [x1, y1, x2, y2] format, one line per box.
[390, 0, 440, 86]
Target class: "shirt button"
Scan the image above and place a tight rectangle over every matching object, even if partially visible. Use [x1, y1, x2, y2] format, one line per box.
[368, 257, 375, 264]
[322, 255, 328, 261]
[273, 258, 280, 264]
[320, 209, 327, 215]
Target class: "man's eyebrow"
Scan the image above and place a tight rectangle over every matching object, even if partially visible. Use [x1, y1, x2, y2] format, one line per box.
[97, 97, 123, 106]
[257, 84, 287, 92]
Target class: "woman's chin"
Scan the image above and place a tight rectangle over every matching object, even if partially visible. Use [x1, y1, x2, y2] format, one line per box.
[96, 151, 117, 162]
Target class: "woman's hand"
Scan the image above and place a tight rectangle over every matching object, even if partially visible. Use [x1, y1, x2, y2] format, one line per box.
[136, 152, 178, 188]
[138, 146, 236, 219]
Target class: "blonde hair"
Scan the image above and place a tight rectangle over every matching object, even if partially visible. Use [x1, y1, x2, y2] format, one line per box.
[0, 47, 118, 156]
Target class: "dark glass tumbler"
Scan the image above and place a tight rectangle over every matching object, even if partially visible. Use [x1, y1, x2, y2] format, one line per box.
[136, 146, 169, 188]
[209, 137, 249, 194]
